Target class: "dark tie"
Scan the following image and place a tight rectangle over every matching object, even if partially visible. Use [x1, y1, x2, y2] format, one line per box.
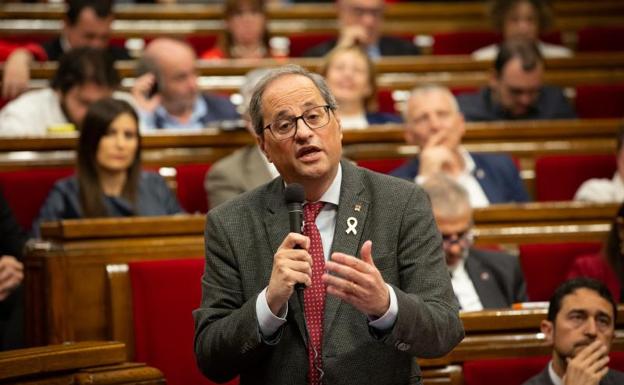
[303, 201, 325, 385]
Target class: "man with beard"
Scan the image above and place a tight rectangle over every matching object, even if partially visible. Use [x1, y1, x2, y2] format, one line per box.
[422, 174, 527, 310]
[0, 47, 128, 136]
[131, 38, 239, 130]
[523, 278, 624, 385]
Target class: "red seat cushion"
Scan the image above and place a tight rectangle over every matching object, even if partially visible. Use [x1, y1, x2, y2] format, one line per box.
[534, 154, 617, 201]
[575, 84, 624, 118]
[357, 158, 407, 174]
[0, 168, 74, 231]
[577, 27, 624, 52]
[288, 33, 336, 58]
[129, 258, 238, 385]
[175, 163, 212, 214]
[432, 31, 500, 55]
[519, 242, 602, 301]
[464, 356, 549, 385]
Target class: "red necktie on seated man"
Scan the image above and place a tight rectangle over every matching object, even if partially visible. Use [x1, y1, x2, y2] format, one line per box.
[303, 201, 325, 385]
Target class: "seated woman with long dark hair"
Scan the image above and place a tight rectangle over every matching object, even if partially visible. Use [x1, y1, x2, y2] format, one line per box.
[567, 202, 624, 302]
[33, 98, 183, 236]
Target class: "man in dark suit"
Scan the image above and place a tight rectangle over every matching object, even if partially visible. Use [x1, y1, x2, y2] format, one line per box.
[457, 39, 576, 122]
[2, 0, 130, 100]
[522, 278, 624, 385]
[193, 65, 463, 385]
[391, 84, 529, 207]
[422, 174, 527, 310]
[303, 0, 419, 59]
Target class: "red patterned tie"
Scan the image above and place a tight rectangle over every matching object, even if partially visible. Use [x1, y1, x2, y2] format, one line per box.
[303, 201, 325, 385]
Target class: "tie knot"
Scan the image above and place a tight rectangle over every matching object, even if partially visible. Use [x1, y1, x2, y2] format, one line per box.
[304, 201, 324, 222]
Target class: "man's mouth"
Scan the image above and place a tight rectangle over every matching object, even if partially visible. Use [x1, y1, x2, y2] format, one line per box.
[296, 146, 321, 159]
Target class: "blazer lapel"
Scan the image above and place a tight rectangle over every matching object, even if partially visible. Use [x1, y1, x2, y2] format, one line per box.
[324, 161, 369, 333]
[263, 178, 309, 345]
[465, 251, 505, 308]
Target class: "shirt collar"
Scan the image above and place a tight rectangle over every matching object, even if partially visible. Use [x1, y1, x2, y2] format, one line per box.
[547, 360, 563, 385]
[459, 147, 476, 174]
[316, 163, 342, 207]
[154, 96, 206, 129]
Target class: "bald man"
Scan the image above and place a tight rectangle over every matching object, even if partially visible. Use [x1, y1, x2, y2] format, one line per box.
[391, 84, 529, 207]
[131, 38, 239, 130]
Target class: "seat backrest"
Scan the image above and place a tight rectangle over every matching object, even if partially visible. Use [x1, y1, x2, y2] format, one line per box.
[577, 26, 624, 52]
[175, 163, 212, 214]
[575, 84, 624, 118]
[519, 242, 602, 301]
[534, 154, 617, 201]
[356, 158, 407, 175]
[463, 356, 549, 385]
[0, 167, 74, 231]
[431, 31, 500, 55]
[127, 258, 238, 385]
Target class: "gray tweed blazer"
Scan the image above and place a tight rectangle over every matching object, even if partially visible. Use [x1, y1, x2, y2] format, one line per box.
[194, 160, 464, 385]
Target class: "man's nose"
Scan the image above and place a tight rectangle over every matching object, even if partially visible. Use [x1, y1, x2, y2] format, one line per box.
[294, 118, 314, 140]
[584, 318, 598, 337]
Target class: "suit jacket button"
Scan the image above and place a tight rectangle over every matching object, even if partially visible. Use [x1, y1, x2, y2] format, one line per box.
[396, 342, 410, 351]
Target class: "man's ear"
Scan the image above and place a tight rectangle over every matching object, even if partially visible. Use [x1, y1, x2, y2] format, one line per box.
[256, 134, 272, 163]
[541, 320, 554, 345]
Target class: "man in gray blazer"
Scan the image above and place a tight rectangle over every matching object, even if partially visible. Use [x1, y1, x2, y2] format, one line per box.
[193, 65, 464, 385]
[522, 278, 624, 385]
[422, 174, 528, 310]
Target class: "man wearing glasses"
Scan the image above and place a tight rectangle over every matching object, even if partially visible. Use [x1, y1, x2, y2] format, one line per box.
[303, 0, 420, 59]
[422, 174, 528, 311]
[457, 39, 576, 122]
[194, 65, 463, 385]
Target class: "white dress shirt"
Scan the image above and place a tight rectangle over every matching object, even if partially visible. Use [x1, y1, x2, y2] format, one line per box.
[449, 255, 484, 312]
[574, 172, 624, 203]
[256, 164, 399, 337]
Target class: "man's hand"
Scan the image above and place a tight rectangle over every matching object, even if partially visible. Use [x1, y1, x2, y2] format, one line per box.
[2, 49, 33, 100]
[418, 145, 462, 178]
[336, 25, 369, 48]
[563, 340, 610, 385]
[323, 240, 389, 317]
[265, 233, 312, 315]
[131, 73, 162, 113]
[0, 256, 24, 301]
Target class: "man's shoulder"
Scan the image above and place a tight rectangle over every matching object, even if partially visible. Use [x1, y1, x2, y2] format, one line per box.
[469, 247, 518, 268]
[520, 367, 551, 385]
[302, 39, 337, 57]
[471, 152, 517, 171]
[208, 176, 277, 217]
[605, 368, 624, 383]
[209, 146, 255, 174]
[378, 36, 420, 55]
[349, 161, 423, 202]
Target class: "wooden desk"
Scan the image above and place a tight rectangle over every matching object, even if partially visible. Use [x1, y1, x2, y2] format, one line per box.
[25, 202, 614, 346]
[0, 341, 164, 385]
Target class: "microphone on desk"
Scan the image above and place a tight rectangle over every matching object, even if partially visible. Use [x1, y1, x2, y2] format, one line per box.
[284, 183, 305, 291]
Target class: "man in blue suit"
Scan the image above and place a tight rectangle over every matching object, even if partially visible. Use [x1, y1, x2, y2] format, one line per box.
[391, 84, 529, 207]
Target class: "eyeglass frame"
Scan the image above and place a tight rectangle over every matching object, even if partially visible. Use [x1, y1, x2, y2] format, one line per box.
[441, 228, 474, 247]
[262, 104, 333, 141]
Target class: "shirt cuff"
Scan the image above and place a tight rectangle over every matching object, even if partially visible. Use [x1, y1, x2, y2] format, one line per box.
[256, 287, 288, 338]
[414, 175, 427, 185]
[368, 284, 398, 330]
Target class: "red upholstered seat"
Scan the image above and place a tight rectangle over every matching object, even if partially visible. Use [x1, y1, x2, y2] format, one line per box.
[464, 356, 549, 385]
[519, 242, 602, 301]
[377, 88, 398, 114]
[175, 163, 212, 214]
[577, 27, 624, 52]
[464, 353, 624, 385]
[0, 167, 74, 231]
[129, 258, 238, 385]
[288, 33, 335, 57]
[534, 154, 617, 201]
[431, 31, 500, 55]
[575, 84, 624, 118]
[356, 158, 407, 175]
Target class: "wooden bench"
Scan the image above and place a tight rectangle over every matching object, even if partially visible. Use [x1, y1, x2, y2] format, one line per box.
[24, 201, 615, 346]
[0, 341, 164, 385]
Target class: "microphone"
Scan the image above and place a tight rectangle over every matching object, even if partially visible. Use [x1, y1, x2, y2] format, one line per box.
[284, 183, 305, 291]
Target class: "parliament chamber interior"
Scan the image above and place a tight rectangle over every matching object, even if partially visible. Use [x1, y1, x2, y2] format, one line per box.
[0, 0, 623, 384]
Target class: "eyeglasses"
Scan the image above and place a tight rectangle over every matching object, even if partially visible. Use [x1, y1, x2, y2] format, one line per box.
[345, 5, 384, 19]
[263, 105, 332, 141]
[441, 229, 473, 247]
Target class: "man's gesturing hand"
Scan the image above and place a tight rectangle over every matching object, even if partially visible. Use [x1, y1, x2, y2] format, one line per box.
[323, 240, 390, 317]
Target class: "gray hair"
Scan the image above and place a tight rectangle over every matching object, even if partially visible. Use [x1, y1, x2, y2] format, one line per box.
[421, 173, 472, 217]
[249, 64, 338, 136]
[404, 84, 460, 121]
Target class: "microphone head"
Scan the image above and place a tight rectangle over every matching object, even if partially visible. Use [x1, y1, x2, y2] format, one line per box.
[284, 183, 305, 205]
